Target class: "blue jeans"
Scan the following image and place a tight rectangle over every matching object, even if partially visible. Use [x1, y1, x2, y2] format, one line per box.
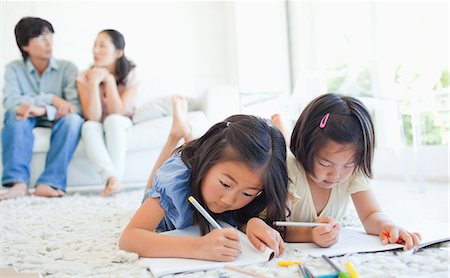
[1, 109, 83, 191]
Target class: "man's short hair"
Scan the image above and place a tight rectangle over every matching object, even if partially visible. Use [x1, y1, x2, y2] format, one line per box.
[14, 17, 54, 61]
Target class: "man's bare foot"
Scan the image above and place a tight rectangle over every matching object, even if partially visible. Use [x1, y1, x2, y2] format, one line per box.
[271, 114, 290, 147]
[171, 95, 191, 142]
[34, 184, 65, 197]
[0, 183, 28, 200]
[101, 177, 124, 197]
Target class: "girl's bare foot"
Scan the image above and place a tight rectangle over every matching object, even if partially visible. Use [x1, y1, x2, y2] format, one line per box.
[34, 184, 65, 197]
[171, 95, 191, 142]
[101, 177, 124, 197]
[0, 183, 28, 200]
[271, 114, 290, 147]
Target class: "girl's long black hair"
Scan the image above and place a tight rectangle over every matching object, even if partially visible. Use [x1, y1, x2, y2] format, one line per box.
[177, 114, 289, 237]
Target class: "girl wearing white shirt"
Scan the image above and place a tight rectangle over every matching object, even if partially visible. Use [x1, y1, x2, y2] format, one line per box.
[276, 93, 421, 250]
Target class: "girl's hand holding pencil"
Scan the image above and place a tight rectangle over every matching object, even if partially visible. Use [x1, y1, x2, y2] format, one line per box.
[311, 216, 342, 248]
[275, 217, 342, 247]
[188, 196, 242, 261]
[198, 228, 242, 262]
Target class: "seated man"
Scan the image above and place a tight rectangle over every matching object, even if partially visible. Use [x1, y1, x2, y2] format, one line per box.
[1, 17, 83, 200]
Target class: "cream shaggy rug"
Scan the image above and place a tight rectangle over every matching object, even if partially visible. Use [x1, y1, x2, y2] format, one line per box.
[1, 190, 449, 277]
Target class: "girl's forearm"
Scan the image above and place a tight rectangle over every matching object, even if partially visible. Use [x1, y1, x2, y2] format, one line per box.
[362, 211, 394, 235]
[284, 226, 313, 242]
[119, 228, 202, 259]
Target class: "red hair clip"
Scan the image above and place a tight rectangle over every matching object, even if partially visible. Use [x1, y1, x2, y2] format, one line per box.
[319, 113, 330, 129]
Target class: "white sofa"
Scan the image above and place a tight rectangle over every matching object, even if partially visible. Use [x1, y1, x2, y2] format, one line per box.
[0, 86, 240, 191]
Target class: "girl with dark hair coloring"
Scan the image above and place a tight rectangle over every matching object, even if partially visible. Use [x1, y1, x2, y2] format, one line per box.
[277, 93, 421, 250]
[77, 29, 139, 196]
[119, 96, 289, 261]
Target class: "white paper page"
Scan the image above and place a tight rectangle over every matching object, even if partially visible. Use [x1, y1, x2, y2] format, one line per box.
[287, 227, 450, 258]
[141, 225, 274, 277]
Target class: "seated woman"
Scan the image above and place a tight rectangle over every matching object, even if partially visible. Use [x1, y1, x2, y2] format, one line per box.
[77, 29, 140, 196]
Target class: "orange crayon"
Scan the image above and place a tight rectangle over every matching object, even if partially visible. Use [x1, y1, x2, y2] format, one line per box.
[382, 231, 403, 244]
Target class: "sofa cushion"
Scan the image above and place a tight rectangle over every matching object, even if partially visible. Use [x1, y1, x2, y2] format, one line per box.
[127, 110, 209, 151]
[29, 110, 210, 155]
[132, 96, 202, 124]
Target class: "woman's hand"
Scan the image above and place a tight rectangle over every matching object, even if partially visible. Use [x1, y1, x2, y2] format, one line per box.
[311, 216, 341, 247]
[197, 228, 241, 262]
[86, 67, 109, 85]
[104, 72, 117, 84]
[246, 217, 285, 257]
[379, 224, 422, 250]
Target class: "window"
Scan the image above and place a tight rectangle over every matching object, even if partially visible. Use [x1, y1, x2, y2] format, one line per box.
[233, 1, 291, 117]
[289, 1, 449, 147]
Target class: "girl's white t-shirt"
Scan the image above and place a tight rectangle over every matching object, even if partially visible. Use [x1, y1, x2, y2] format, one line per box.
[287, 151, 370, 222]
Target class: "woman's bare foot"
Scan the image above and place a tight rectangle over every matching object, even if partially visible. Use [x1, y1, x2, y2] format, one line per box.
[171, 95, 191, 142]
[271, 114, 290, 147]
[0, 183, 28, 200]
[101, 177, 124, 197]
[34, 184, 65, 197]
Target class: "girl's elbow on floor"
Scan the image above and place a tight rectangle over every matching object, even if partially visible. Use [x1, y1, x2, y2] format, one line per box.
[118, 230, 134, 252]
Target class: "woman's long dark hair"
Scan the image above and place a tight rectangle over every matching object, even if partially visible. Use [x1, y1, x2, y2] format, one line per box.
[100, 29, 136, 85]
[177, 114, 289, 238]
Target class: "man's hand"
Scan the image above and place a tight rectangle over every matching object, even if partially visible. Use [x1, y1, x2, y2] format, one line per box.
[16, 103, 46, 119]
[52, 96, 75, 119]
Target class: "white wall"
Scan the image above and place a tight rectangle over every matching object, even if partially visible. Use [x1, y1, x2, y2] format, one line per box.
[1, 1, 448, 182]
[234, 1, 291, 95]
[1, 1, 237, 104]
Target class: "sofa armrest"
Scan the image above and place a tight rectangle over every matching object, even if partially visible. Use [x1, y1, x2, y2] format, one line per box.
[202, 86, 240, 123]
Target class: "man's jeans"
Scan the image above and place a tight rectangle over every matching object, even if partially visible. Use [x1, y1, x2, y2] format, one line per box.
[1, 109, 83, 191]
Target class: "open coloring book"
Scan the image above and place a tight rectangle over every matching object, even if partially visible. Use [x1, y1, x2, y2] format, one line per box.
[287, 226, 450, 258]
[140, 225, 274, 277]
